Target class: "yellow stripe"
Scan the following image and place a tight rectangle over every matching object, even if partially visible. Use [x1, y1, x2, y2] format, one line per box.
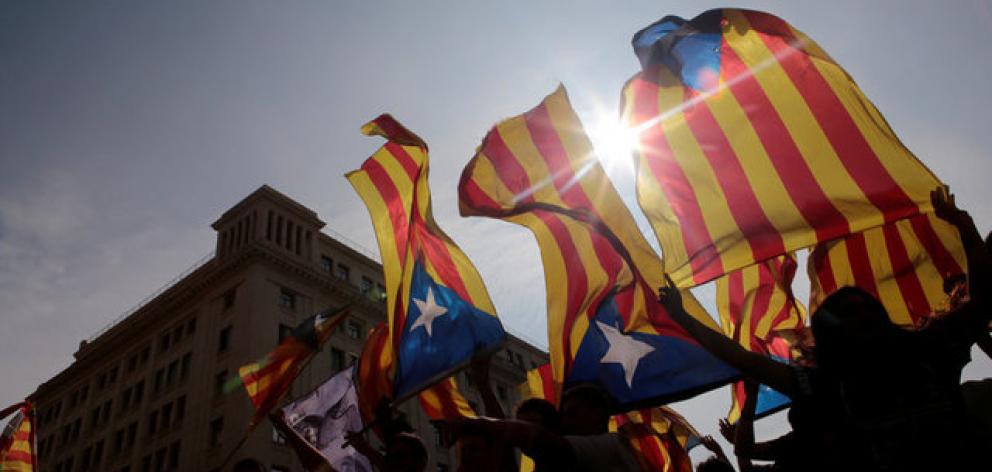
[654, 65, 742, 275]
[929, 214, 968, 274]
[739, 264, 760, 344]
[723, 11, 873, 231]
[347, 170, 404, 324]
[863, 227, 913, 325]
[893, 220, 947, 313]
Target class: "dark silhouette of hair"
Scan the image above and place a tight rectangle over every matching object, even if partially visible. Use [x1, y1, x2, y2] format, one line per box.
[232, 458, 265, 472]
[696, 456, 735, 472]
[515, 398, 560, 431]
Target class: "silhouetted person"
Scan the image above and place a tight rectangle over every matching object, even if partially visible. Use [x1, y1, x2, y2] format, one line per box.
[232, 458, 265, 472]
[660, 186, 992, 471]
[434, 384, 640, 471]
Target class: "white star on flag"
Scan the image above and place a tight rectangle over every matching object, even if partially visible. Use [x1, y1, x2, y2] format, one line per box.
[410, 287, 448, 337]
[596, 321, 655, 388]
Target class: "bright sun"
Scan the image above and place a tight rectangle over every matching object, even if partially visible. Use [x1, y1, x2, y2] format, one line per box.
[589, 117, 638, 172]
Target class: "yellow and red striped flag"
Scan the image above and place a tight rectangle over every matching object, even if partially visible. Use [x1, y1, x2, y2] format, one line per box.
[417, 377, 475, 420]
[622, 9, 944, 287]
[460, 86, 736, 408]
[0, 402, 35, 471]
[809, 213, 966, 327]
[349, 115, 505, 401]
[238, 308, 349, 429]
[715, 254, 807, 422]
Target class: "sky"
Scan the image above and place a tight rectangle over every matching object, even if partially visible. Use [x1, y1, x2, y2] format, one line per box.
[2, 0, 992, 464]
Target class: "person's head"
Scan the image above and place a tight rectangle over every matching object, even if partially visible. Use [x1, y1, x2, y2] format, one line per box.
[560, 384, 612, 436]
[232, 458, 265, 472]
[514, 398, 560, 432]
[385, 432, 428, 472]
[696, 456, 735, 472]
[812, 287, 897, 370]
[456, 433, 492, 472]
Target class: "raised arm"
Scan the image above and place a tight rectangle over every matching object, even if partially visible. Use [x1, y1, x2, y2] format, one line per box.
[658, 279, 798, 398]
[932, 186, 992, 325]
[469, 354, 505, 419]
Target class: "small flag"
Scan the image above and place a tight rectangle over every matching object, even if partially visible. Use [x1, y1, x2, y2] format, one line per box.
[276, 368, 372, 472]
[622, 8, 944, 286]
[715, 254, 806, 422]
[348, 114, 506, 401]
[238, 307, 349, 428]
[0, 402, 35, 472]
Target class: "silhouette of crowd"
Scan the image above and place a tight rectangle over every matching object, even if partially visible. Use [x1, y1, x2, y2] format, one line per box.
[337, 187, 992, 471]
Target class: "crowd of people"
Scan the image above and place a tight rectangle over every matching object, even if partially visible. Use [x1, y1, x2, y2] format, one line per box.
[339, 187, 992, 471]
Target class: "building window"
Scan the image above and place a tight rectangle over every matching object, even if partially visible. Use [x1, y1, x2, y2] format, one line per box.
[320, 255, 333, 273]
[335, 264, 350, 282]
[360, 276, 373, 296]
[214, 371, 228, 398]
[330, 349, 345, 372]
[278, 289, 296, 310]
[223, 289, 237, 310]
[375, 283, 387, 302]
[209, 418, 224, 447]
[140, 347, 150, 365]
[148, 411, 159, 437]
[154, 369, 165, 393]
[180, 352, 192, 379]
[127, 355, 138, 373]
[168, 441, 180, 470]
[345, 320, 363, 340]
[186, 317, 197, 335]
[218, 326, 232, 354]
[166, 360, 179, 386]
[175, 396, 186, 422]
[159, 333, 171, 354]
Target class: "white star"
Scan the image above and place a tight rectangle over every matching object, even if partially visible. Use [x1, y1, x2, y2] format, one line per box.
[597, 321, 655, 388]
[410, 287, 448, 337]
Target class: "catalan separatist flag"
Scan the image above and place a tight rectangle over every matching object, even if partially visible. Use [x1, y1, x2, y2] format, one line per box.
[0, 402, 35, 472]
[809, 213, 966, 327]
[348, 114, 505, 401]
[238, 307, 349, 428]
[460, 86, 736, 408]
[621, 8, 944, 287]
[715, 254, 807, 423]
[356, 323, 394, 427]
[417, 377, 475, 420]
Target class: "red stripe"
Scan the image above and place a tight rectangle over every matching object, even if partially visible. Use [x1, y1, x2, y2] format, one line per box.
[810, 245, 838, 298]
[459, 171, 505, 214]
[908, 215, 963, 278]
[523, 102, 597, 210]
[531, 211, 590, 370]
[410, 210, 473, 304]
[362, 158, 411, 270]
[680, 86, 787, 263]
[748, 262, 775, 352]
[481, 129, 536, 202]
[629, 74, 725, 283]
[719, 44, 850, 242]
[881, 222, 932, 319]
[2, 451, 32, 463]
[539, 365, 556, 404]
[383, 142, 420, 182]
[745, 11, 918, 223]
[845, 233, 881, 299]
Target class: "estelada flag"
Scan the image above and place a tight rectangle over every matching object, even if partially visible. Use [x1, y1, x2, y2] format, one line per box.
[348, 115, 506, 401]
[715, 254, 807, 423]
[622, 9, 944, 287]
[356, 322, 474, 434]
[809, 213, 966, 327]
[238, 307, 349, 428]
[0, 402, 35, 472]
[460, 86, 736, 408]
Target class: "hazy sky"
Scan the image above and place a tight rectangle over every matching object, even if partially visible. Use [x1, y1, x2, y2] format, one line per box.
[2, 0, 991, 463]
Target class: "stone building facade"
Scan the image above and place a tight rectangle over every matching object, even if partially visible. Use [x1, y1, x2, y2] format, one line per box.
[28, 185, 547, 472]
